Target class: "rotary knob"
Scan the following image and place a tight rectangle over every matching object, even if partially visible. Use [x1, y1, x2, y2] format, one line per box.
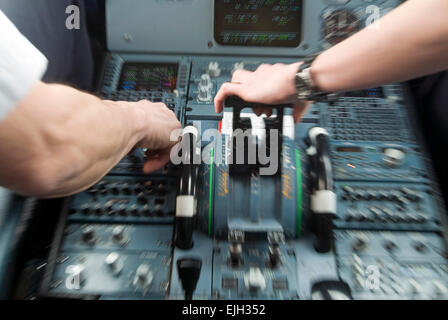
[81, 226, 96, 244]
[352, 236, 368, 252]
[121, 182, 132, 195]
[243, 267, 266, 292]
[133, 263, 153, 289]
[268, 244, 282, 268]
[156, 183, 166, 195]
[105, 252, 123, 276]
[134, 183, 144, 194]
[383, 240, 398, 252]
[232, 62, 245, 74]
[129, 204, 139, 216]
[199, 73, 212, 90]
[229, 242, 243, 268]
[112, 225, 128, 245]
[413, 241, 427, 253]
[198, 86, 212, 102]
[87, 187, 98, 195]
[144, 180, 154, 192]
[208, 61, 221, 77]
[93, 203, 102, 216]
[105, 203, 115, 216]
[383, 148, 405, 168]
[432, 280, 448, 298]
[142, 204, 152, 217]
[110, 183, 120, 195]
[408, 279, 423, 295]
[154, 204, 164, 217]
[117, 203, 127, 216]
[137, 193, 148, 205]
[80, 204, 91, 216]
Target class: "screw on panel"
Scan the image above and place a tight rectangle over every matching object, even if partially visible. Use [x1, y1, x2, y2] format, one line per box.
[123, 33, 133, 42]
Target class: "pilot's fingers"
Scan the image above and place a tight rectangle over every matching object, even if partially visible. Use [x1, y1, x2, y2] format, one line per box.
[214, 82, 244, 113]
[231, 69, 252, 82]
[293, 101, 311, 123]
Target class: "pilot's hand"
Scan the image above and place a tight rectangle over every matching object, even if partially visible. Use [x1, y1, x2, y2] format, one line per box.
[113, 100, 182, 173]
[214, 62, 311, 123]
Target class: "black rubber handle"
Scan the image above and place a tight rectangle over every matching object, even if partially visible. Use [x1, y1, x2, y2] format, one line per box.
[314, 133, 333, 191]
[175, 131, 199, 250]
[224, 95, 293, 109]
[177, 258, 202, 300]
[308, 128, 335, 254]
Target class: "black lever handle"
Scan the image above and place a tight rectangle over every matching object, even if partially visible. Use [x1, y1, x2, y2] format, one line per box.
[225, 96, 288, 176]
[177, 258, 202, 300]
[224, 95, 293, 110]
[314, 133, 334, 192]
[175, 127, 200, 250]
[308, 127, 336, 253]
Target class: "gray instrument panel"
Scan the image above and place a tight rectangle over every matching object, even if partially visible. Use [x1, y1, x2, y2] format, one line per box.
[106, 0, 400, 56]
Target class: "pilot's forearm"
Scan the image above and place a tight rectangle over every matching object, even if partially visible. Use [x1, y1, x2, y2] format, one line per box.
[312, 0, 448, 92]
[0, 82, 146, 198]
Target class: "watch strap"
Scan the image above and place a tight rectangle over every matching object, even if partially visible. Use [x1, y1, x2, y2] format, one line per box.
[296, 53, 340, 102]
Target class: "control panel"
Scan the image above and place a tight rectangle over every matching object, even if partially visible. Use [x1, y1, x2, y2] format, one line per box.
[12, 0, 448, 300]
[335, 231, 448, 299]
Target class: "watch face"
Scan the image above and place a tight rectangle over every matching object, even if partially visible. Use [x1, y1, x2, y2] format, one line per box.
[296, 68, 313, 99]
[296, 79, 310, 100]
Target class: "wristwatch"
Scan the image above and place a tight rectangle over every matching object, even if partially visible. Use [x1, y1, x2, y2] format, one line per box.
[295, 54, 340, 102]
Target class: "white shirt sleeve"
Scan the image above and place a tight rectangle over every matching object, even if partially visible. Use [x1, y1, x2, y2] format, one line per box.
[0, 10, 48, 121]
